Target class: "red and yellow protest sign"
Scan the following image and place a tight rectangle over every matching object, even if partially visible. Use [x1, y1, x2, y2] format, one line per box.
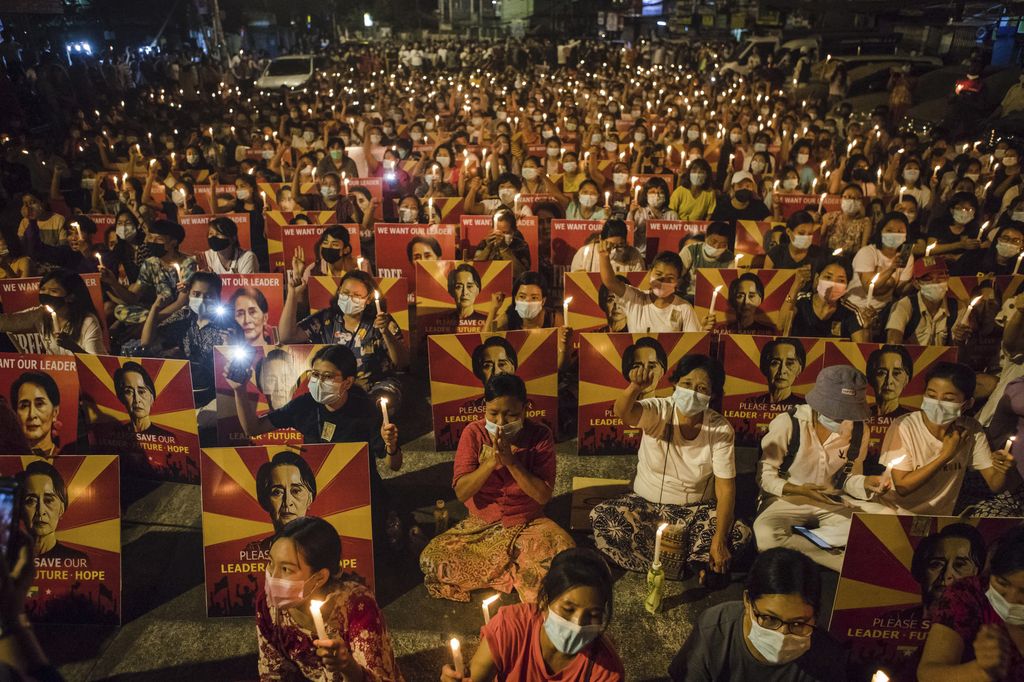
[774, 192, 838, 219]
[414, 261, 513, 342]
[719, 335, 826, 447]
[427, 330, 558, 450]
[177, 213, 252, 255]
[423, 196, 465, 225]
[577, 332, 711, 455]
[829, 514, 1021, 681]
[563, 271, 648, 335]
[0, 354, 79, 456]
[0, 277, 106, 354]
[460, 215, 540, 269]
[0, 455, 120, 624]
[76, 354, 200, 483]
[644, 219, 709, 263]
[733, 220, 787, 258]
[264, 211, 338, 271]
[551, 219, 606, 267]
[219, 274, 286, 346]
[193, 184, 240, 213]
[374, 223, 458, 298]
[948, 275, 1015, 371]
[200, 443, 374, 617]
[823, 342, 960, 460]
[693, 268, 795, 335]
[307, 276, 410, 332]
[213, 344, 322, 447]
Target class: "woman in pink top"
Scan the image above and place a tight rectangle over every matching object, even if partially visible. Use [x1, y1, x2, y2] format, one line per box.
[420, 374, 575, 602]
[440, 548, 625, 681]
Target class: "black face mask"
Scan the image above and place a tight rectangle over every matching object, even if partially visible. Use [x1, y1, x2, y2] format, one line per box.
[146, 241, 167, 258]
[852, 168, 873, 183]
[735, 189, 754, 204]
[321, 247, 342, 264]
[208, 236, 231, 251]
[38, 293, 63, 310]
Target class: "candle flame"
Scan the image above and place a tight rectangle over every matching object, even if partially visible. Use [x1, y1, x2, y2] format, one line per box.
[888, 455, 907, 468]
[657, 522, 669, 534]
[44, 305, 55, 315]
[379, 397, 389, 408]
[832, 248, 843, 256]
[309, 599, 324, 614]
[563, 296, 573, 306]
[872, 672, 890, 682]
[714, 284, 723, 293]
[482, 594, 499, 608]
[450, 638, 461, 653]
[870, 273, 880, 286]
[969, 295, 982, 307]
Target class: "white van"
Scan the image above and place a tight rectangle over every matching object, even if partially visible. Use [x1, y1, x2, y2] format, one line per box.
[255, 54, 315, 90]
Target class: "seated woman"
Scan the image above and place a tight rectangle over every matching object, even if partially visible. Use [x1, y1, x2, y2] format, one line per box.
[763, 211, 827, 271]
[590, 355, 752, 585]
[485, 272, 570, 371]
[473, 209, 531, 277]
[669, 547, 858, 681]
[280, 270, 407, 413]
[0, 267, 106, 355]
[780, 257, 869, 342]
[257, 516, 403, 682]
[918, 525, 1024, 680]
[200, 216, 258, 274]
[440, 547, 624, 682]
[420, 374, 574, 603]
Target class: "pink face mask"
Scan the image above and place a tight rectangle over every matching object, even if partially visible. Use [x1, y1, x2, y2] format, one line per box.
[816, 280, 847, 302]
[650, 279, 676, 298]
[264, 569, 319, 609]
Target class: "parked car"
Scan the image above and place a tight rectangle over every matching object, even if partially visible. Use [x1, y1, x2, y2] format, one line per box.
[256, 54, 315, 90]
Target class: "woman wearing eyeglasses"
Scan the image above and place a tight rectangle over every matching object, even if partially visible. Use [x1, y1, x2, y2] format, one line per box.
[669, 547, 859, 681]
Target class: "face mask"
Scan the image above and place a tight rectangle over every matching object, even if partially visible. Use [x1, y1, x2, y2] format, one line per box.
[754, 143, 768, 153]
[751, 160, 766, 174]
[919, 282, 948, 302]
[612, 172, 629, 186]
[604, 141, 618, 152]
[146, 241, 167, 258]
[952, 208, 974, 225]
[541, 130, 554, 140]
[399, 207, 418, 223]
[236, 188, 251, 201]
[499, 188, 517, 205]
[329, 149, 344, 160]
[730, 133, 742, 144]
[998, 240, 1023, 258]
[579, 194, 597, 208]
[782, 178, 799, 191]
[188, 296, 207, 317]
[116, 222, 137, 240]
[735, 189, 754, 203]
[321, 247, 342, 264]
[302, 131, 316, 143]
[818, 414, 843, 433]
[690, 173, 706, 187]
[411, 131, 424, 142]
[686, 130, 700, 141]
[633, 132, 646, 143]
[522, 167, 538, 181]
[881, 233, 906, 249]
[841, 198, 861, 216]
[650, 279, 676, 298]
[796, 153, 810, 165]
[987, 585, 1024, 626]
[484, 418, 523, 437]
[816, 280, 846, 302]
[647, 193, 665, 209]
[264, 570, 320, 610]
[672, 387, 710, 416]
[337, 293, 366, 316]
[747, 610, 812, 664]
[748, 125, 759, 136]
[543, 608, 605, 656]
[562, 161, 578, 173]
[261, 150, 274, 160]
[208, 236, 231, 251]
[790, 234, 813, 250]
[321, 186, 337, 200]
[515, 300, 543, 320]
[369, 134, 382, 145]
[920, 396, 962, 425]
[903, 169, 920, 183]
[186, 154, 199, 165]
[703, 243, 726, 259]
[38, 293, 63, 311]
[172, 189, 187, 206]
[436, 155, 451, 168]
[965, 173, 981, 183]
[307, 376, 341, 405]
[383, 159, 396, 171]
[496, 111, 508, 121]
[591, 133, 603, 145]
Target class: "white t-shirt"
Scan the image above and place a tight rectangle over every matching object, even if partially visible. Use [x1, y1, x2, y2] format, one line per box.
[845, 245, 914, 310]
[633, 399, 736, 506]
[202, 248, 259, 274]
[622, 285, 700, 333]
[879, 411, 993, 516]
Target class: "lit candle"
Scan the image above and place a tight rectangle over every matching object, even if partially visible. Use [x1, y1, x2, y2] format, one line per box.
[95, 253, 103, 267]
[309, 599, 328, 641]
[866, 273, 880, 306]
[481, 594, 499, 625]
[634, 185, 641, 203]
[44, 305, 58, 334]
[832, 248, 843, 257]
[428, 196, 434, 218]
[734, 253, 743, 268]
[883, 455, 906, 483]
[872, 671, 890, 682]
[1005, 435, 1016, 453]
[818, 192, 827, 212]
[379, 397, 390, 426]
[925, 243, 936, 257]
[450, 638, 464, 678]
[563, 295, 573, 323]
[604, 191, 610, 208]
[514, 192, 521, 212]
[966, 294, 983, 317]
[374, 290, 381, 315]
[357, 256, 365, 271]
[979, 221, 991, 243]
[709, 284, 723, 311]
[172, 263, 182, 280]
[652, 522, 669, 567]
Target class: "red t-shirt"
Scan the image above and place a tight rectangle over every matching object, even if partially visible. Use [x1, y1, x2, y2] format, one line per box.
[482, 603, 624, 681]
[453, 419, 556, 527]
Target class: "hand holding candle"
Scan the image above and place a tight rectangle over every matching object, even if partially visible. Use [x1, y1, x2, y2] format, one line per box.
[871, 672, 889, 682]
[309, 599, 329, 640]
[374, 290, 381, 315]
[709, 284, 723, 313]
[450, 638, 464, 678]
[481, 594, 499, 624]
[883, 455, 906, 485]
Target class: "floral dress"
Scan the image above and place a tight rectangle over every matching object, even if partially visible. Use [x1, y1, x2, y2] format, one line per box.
[113, 255, 198, 324]
[256, 580, 404, 682]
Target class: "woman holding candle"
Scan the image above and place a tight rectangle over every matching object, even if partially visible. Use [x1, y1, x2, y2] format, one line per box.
[925, 192, 983, 259]
[918, 525, 1024, 680]
[280, 270, 407, 414]
[305, 226, 369, 278]
[109, 219, 196, 327]
[590, 355, 752, 587]
[843, 212, 915, 322]
[0, 268, 106, 355]
[821, 184, 871, 256]
[628, 177, 678, 257]
[565, 179, 608, 221]
[951, 224, 1024, 276]
[200, 216, 258, 275]
[257, 516, 404, 682]
[419, 373, 575, 603]
[668, 158, 716, 221]
[439, 548, 624, 681]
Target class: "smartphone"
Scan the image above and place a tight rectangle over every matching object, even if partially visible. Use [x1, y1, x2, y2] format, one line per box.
[0, 478, 21, 561]
[899, 243, 913, 262]
[225, 347, 253, 384]
[792, 525, 833, 551]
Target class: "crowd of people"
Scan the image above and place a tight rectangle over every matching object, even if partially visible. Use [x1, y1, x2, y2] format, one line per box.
[0, 27, 1024, 681]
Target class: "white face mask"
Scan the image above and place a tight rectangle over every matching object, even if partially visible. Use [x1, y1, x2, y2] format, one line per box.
[791, 234, 813, 250]
[579, 194, 598, 208]
[116, 222, 137, 240]
[881, 233, 906, 249]
[796, 153, 810, 165]
[997, 240, 1023, 258]
[920, 396, 962, 426]
[840, 198, 861, 216]
[436, 156, 451, 168]
[604, 141, 618, 152]
[903, 169, 920, 183]
[591, 133, 603, 145]
[383, 159, 396, 171]
[672, 386, 710, 416]
[612, 172, 629, 186]
[746, 607, 812, 664]
[562, 161, 578, 173]
[543, 608, 605, 655]
[703, 243, 726, 259]
[818, 414, 843, 433]
[952, 208, 975, 225]
[754, 143, 767, 153]
[751, 160, 766, 174]
[236, 188, 251, 201]
[782, 178, 799, 191]
[690, 173, 706, 187]
[498, 188, 517, 205]
[188, 296, 207, 317]
[514, 300, 543, 320]
[987, 585, 1024, 626]
[919, 282, 948, 302]
[634, 132, 646, 143]
[686, 130, 700, 141]
[172, 188, 187, 206]
[546, 147, 560, 158]
[730, 133, 742, 144]
[521, 167, 538, 181]
[307, 376, 341, 405]
[337, 293, 366, 316]
[399, 207, 418, 223]
[484, 418, 522, 438]
[647, 193, 664, 209]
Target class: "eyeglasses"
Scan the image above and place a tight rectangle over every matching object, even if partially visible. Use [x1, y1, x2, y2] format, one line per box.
[308, 371, 341, 382]
[749, 604, 814, 636]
